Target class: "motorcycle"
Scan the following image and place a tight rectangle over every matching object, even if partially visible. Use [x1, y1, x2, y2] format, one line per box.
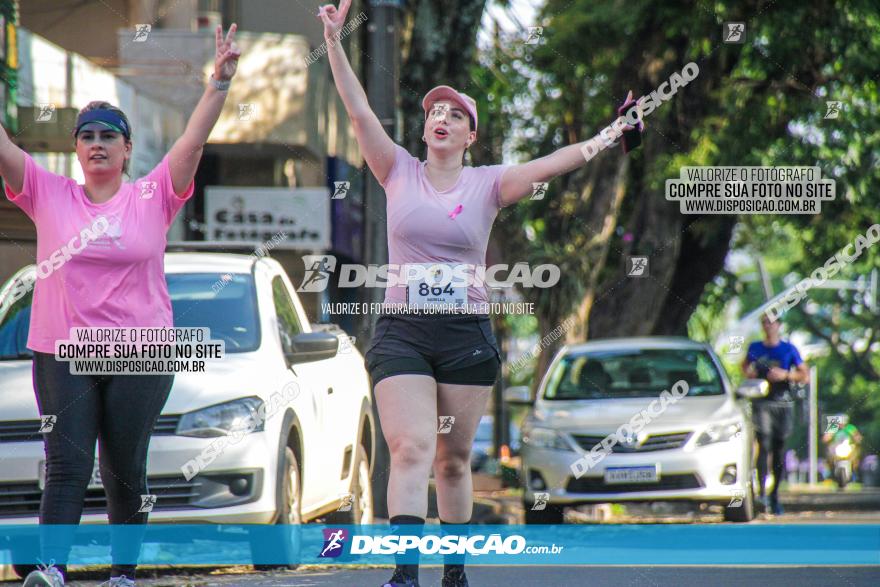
[826, 433, 859, 489]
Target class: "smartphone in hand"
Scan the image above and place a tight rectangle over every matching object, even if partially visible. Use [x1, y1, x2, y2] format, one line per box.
[617, 91, 643, 154]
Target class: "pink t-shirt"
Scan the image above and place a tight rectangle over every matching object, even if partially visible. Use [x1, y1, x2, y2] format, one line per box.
[5, 153, 194, 353]
[379, 144, 509, 311]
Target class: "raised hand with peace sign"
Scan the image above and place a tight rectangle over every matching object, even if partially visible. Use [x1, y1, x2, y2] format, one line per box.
[213, 23, 241, 82]
[317, 0, 352, 43]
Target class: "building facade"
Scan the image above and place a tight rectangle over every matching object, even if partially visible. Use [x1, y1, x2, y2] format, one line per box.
[3, 0, 368, 323]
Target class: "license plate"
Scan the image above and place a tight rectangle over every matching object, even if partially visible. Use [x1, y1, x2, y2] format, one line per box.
[604, 465, 659, 484]
[38, 458, 103, 490]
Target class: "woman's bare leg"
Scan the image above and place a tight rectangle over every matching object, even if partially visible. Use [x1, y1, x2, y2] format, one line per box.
[432, 383, 493, 523]
[375, 374, 438, 518]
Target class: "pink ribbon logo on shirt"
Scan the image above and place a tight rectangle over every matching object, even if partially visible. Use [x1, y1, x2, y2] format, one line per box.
[448, 204, 463, 219]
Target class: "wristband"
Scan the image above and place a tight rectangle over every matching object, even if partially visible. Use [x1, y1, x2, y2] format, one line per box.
[210, 75, 231, 92]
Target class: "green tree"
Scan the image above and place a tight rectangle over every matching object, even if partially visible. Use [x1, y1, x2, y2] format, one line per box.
[477, 0, 879, 388]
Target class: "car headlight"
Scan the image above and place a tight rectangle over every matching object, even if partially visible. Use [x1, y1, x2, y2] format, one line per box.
[176, 397, 265, 438]
[695, 421, 743, 446]
[522, 426, 573, 451]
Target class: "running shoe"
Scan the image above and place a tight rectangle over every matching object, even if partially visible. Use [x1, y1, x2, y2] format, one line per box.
[381, 567, 420, 586]
[22, 561, 64, 587]
[768, 495, 784, 516]
[442, 566, 470, 587]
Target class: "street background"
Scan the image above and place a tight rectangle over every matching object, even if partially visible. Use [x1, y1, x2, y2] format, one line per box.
[0, 0, 879, 585]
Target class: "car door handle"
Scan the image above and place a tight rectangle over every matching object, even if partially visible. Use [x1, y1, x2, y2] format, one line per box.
[327, 387, 333, 395]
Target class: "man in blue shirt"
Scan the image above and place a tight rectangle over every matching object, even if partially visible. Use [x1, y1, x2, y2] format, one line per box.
[741, 313, 810, 515]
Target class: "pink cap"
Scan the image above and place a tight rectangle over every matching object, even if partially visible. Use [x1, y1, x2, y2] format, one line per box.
[422, 86, 478, 131]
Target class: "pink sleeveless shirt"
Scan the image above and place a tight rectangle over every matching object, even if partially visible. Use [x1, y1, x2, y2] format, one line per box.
[378, 144, 509, 312]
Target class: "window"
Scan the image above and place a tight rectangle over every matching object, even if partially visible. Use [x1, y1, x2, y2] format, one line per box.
[0, 275, 34, 360]
[544, 348, 725, 400]
[272, 276, 302, 356]
[169, 273, 260, 353]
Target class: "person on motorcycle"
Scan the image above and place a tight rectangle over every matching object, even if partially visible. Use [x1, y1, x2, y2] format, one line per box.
[823, 420, 862, 486]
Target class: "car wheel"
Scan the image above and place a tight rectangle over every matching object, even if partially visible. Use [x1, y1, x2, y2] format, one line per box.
[326, 445, 374, 525]
[723, 481, 755, 522]
[251, 446, 302, 570]
[523, 500, 565, 524]
[834, 468, 848, 489]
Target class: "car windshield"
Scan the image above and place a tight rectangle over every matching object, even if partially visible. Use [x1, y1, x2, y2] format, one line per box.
[0, 271, 260, 359]
[543, 347, 724, 400]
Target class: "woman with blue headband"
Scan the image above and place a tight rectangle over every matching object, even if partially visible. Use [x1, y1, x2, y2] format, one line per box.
[0, 25, 241, 587]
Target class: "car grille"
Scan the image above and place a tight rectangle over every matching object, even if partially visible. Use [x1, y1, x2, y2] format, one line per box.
[571, 431, 691, 453]
[566, 473, 703, 494]
[0, 475, 202, 517]
[0, 415, 182, 443]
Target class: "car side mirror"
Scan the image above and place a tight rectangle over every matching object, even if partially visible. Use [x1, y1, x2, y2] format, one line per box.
[504, 385, 534, 405]
[286, 332, 339, 365]
[735, 378, 769, 400]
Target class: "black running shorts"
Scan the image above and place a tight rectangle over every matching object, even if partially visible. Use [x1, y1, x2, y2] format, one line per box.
[364, 313, 501, 386]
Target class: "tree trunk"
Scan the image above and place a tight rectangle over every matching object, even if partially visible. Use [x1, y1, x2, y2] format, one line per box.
[400, 0, 489, 155]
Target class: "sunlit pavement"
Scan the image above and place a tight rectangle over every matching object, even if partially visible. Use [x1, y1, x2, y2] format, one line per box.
[6, 565, 879, 587]
[3, 490, 878, 585]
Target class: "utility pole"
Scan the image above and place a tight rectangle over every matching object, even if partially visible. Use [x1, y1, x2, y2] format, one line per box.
[755, 256, 774, 300]
[364, 0, 402, 521]
[809, 365, 818, 485]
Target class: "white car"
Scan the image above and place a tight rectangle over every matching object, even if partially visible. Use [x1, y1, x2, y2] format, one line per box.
[507, 337, 767, 523]
[0, 253, 375, 572]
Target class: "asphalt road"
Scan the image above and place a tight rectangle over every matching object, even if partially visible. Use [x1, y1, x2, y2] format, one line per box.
[7, 565, 878, 587]
[3, 491, 878, 586]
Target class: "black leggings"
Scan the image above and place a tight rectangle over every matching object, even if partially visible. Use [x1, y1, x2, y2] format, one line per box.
[33, 351, 173, 579]
[753, 401, 793, 499]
